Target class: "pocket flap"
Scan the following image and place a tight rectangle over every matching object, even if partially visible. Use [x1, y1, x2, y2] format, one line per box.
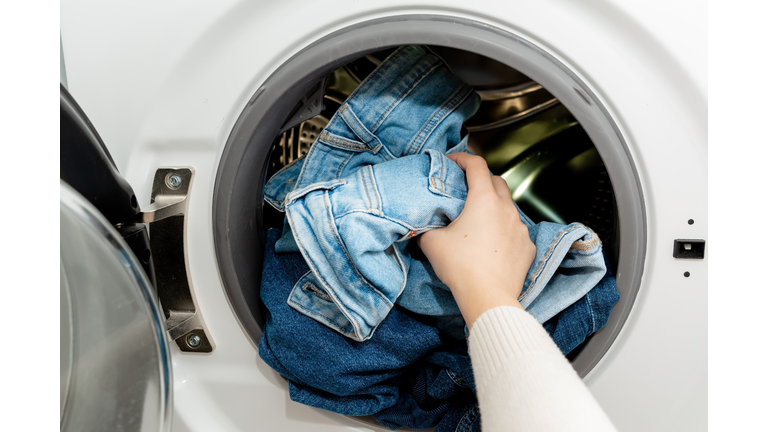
[285, 178, 347, 204]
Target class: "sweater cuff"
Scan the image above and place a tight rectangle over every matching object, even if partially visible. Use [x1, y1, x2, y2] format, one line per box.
[469, 305, 560, 377]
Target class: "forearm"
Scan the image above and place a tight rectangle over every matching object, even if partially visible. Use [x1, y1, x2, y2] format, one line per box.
[468, 306, 617, 432]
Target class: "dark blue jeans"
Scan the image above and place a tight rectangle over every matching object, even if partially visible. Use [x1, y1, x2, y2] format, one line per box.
[258, 228, 619, 431]
[543, 251, 620, 355]
[259, 228, 479, 431]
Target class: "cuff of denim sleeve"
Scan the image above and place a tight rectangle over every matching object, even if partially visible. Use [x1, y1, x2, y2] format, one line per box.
[468, 305, 561, 382]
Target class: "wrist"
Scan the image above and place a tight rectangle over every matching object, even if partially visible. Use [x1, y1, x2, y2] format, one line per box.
[455, 287, 523, 330]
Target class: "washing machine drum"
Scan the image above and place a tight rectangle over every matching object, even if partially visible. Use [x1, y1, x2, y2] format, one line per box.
[214, 32, 646, 380]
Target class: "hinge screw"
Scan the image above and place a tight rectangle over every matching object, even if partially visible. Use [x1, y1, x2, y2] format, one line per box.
[187, 333, 201, 348]
[167, 174, 182, 189]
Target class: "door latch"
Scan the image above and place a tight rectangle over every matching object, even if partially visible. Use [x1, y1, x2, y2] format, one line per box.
[132, 167, 215, 353]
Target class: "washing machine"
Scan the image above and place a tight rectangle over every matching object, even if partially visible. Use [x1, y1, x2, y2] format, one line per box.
[60, 1, 707, 431]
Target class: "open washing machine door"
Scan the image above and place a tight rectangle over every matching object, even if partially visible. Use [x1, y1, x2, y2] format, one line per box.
[60, 86, 215, 431]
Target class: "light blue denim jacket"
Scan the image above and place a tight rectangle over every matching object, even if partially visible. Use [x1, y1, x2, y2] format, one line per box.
[264, 46, 606, 341]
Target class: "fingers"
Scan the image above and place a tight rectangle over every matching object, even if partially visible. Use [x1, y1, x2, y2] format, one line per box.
[491, 175, 513, 203]
[447, 152, 494, 195]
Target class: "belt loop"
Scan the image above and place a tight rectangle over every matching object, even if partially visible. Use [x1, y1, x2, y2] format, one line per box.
[338, 104, 383, 154]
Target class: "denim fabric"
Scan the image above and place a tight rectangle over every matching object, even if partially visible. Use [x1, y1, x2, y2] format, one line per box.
[279, 150, 606, 341]
[263, 45, 606, 342]
[374, 348, 480, 432]
[258, 228, 443, 415]
[263, 45, 477, 212]
[259, 229, 479, 431]
[543, 252, 620, 355]
[259, 228, 619, 430]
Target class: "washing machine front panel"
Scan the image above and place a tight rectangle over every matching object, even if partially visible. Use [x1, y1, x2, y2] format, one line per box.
[61, 1, 706, 431]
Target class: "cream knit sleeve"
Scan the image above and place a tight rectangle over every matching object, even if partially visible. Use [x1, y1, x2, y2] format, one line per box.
[468, 306, 617, 432]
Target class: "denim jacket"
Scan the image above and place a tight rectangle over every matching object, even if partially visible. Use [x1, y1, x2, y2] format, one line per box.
[264, 46, 606, 342]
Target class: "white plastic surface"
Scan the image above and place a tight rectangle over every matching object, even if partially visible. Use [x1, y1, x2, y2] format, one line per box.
[61, 1, 706, 431]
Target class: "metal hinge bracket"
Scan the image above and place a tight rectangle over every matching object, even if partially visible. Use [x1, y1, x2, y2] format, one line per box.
[132, 167, 215, 353]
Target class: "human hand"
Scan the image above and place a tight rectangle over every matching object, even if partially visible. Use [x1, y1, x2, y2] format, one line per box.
[417, 152, 536, 329]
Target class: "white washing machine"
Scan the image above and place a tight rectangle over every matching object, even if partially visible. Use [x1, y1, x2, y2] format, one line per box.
[60, 1, 707, 431]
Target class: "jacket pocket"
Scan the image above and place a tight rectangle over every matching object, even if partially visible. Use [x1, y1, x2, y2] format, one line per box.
[285, 178, 347, 204]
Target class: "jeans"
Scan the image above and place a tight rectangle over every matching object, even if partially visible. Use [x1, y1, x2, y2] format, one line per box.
[542, 251, 620, 355]
[259, 228, 619, 430]
[259, 228, 479, 431]
[264, 45, 607, 342]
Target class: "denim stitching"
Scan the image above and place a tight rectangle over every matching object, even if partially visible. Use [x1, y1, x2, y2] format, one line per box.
[322, 191, 391, 306]
[446, 370, 468, 388]
[342, 46, 409, 102]
[519, 225, 580, 300]
[455, 404, 479, 432]
[360, 168, 374, 212]
[406, 84, 473, 155]
[439, 153, 446, 191]
[570, 229, 601, 251]
[367, 165, 384, 217]
[264, 195, 285, 212]
[333, 210, 449, 233]
[286, 180, 347, 204]
[371, 62, 442, 132]
[285, 212, 362, 339]
[293, 135, 322, 187]
[319, 131, 370, 151]
[441, 183, 468, 199]
[338, 105, 383, 152]
[586, 291, 596, 333]
[370, 55, 441, 132]
[429, 177, 466, 201]
[288, 294, 357, 339]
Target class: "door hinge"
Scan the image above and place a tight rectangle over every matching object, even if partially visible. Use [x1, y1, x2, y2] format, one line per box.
[132, 167, 215, 353]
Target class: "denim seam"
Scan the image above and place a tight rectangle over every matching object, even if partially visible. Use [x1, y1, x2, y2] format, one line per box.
[264, 195, 286, 212]
[263, 156, 305, 210]
[318, 131, 371, 152]
[429, 177, 466, 201]
[406, 84, 473, 155]
[338, 105, 383, 153]
[321, 191, 392, 306]
[446, 370, 468, 388]
[293, 139, 323, 190]
[287, 292, 357, 339]
[286, 180, 347, 203]
[371, 62, 442, 133]
[519, 225, 581, 300]
[332, 210, 449, 235]
[586, 291, 596, 333]
[342, 46, 408, 103]
[455, 404, 479, 432]
[284, 228, 363, 339]
[569, 226, 601, 251]
[360, 168, 374, 212]
[369, 55, 441, 132]
[368, 165, 384, 217]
